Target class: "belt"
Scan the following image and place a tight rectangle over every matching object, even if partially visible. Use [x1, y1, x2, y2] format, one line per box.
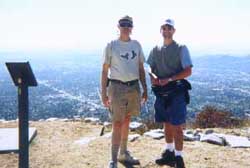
[110, 79, 138, 86]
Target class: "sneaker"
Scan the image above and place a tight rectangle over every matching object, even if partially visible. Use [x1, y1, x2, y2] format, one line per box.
[155, 149, 175, 167]
[108, 161, 117, 168]
[118, 151, 140, 165]
[175, 156, 185, 168]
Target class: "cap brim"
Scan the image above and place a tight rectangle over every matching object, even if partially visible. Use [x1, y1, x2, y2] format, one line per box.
[161, 23, 174, 28]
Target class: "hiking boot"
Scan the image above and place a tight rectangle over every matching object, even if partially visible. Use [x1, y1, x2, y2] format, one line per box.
[175, 156, 185, 168]
[118, 151, 140, 165]
[155, 149, 175, 167]
[108, 161, 117, 168]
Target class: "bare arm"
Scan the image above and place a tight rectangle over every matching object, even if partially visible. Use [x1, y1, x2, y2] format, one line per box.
[172, 66, 192, 81]
[101, 63, 110, 107]
[159, 67, 192, 86]
[139, 62, 148, 102]
[139, 62, 147, 92]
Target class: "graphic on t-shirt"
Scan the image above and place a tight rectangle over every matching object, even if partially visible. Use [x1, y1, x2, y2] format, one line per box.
[120, 50, 137, 60]
[120, 53, 129, 60]
[131, 50, 137, 59]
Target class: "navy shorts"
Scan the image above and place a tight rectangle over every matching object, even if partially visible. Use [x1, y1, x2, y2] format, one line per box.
[154, 93, 187, 125]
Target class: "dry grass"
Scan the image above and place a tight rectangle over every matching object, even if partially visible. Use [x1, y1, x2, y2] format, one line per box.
[0, 121, 250, 168]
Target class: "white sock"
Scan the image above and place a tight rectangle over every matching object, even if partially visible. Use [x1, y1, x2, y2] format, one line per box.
[165, 143, 174, 152]
[175, 150, 183, 157]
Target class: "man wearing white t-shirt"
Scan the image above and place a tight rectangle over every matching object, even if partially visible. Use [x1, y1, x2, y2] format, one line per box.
[101, 15, 147, 168]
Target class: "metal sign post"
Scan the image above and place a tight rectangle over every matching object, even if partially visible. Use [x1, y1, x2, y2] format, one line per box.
[6, 62, 38, 168]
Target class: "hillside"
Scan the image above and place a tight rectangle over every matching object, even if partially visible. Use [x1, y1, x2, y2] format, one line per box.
[1, 120, 250, 168]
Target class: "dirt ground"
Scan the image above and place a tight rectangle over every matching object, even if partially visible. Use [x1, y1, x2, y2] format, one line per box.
[0, 121, 250, 168]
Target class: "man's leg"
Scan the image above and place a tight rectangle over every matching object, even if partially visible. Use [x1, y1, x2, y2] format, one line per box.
[118, 113, 140, 165]
[173, 125, 183, 153]
[120, 114, 131, 155]
[155, 122, 175, 166]
[173, 124, 185, 168]
[111, 121, 122, 163]
[164, 122, 174, 152]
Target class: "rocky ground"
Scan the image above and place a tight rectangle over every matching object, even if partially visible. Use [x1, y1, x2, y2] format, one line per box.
[0, 120, 250, 168]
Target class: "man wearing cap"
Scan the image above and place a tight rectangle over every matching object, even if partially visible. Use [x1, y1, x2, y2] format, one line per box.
[101, 15, 147, 168]
[147, 19, 193, 168]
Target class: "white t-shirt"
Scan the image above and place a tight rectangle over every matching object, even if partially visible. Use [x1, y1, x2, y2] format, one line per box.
[103, 39, 145, 82]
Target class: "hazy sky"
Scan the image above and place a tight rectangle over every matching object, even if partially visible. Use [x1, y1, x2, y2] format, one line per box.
[1, 0, 250, 55]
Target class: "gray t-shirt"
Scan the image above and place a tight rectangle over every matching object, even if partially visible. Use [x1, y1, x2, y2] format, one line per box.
[147, 42, 193, 78]
[103, 39, 145, 82]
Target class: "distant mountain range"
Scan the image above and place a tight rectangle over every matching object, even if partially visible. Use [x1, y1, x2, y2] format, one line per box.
[0, 52, 250, 121]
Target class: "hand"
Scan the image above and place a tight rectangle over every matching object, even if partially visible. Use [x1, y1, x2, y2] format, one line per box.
[141, 91, 148, 104]
[151, 77, 160, 86]
[102, 95, 110, 107]
[159, 78, 169, 86]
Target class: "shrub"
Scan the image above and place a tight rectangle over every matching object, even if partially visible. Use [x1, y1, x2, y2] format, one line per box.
[195, 105, 242, 128]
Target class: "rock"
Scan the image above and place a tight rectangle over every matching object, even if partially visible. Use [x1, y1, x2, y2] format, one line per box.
[46, 118, 59, 122]
[184, 130, 193, 135]
[194, 128, 203, 135]
[227, 130, 241, 136]
[200, 133, 226, 146]
[103, 122, 112, 129]
[65, 119, 74, 122]
[143, 129, 164, 140]
[129, 122, 146, 133]
[217, 133, 250, 148]
[128, 134, 141, 142]
[58, 118, 69, 122]
[184, 133, 196, 141]
[205, 129, 214, 135]
[73, 116, 82, 121]
[183, 130, 201, 141]
[195, 128, 203, 132]
[102, 132, 140, 141]
[84, 117, 100, 124]
[150, 129, 164, 133]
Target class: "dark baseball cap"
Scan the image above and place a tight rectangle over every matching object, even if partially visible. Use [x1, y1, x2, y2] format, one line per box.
[118, 15, 133, 28]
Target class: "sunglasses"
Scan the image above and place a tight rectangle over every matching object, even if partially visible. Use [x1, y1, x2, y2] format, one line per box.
[119, 22, 133, 28]
[161, 25, 173, 31]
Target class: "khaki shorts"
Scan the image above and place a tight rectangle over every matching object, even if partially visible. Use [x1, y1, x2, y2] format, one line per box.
[108, 81, 141, 122]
